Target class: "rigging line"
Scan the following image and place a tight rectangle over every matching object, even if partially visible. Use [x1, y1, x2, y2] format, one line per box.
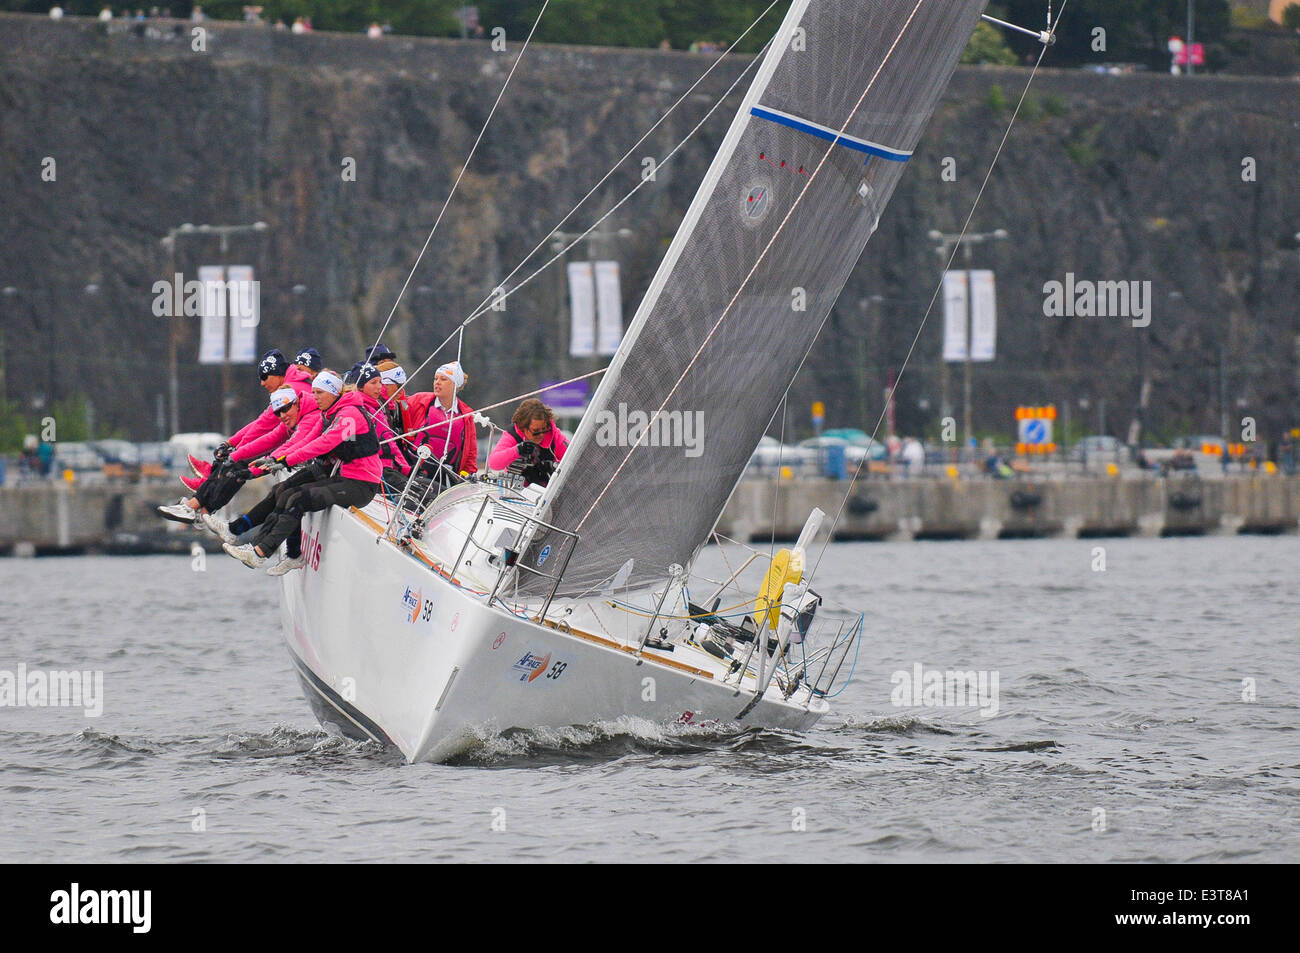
[369, 0, 554, 353]
[373, 33, 775, 416]
[574, 0, 931, 533]
[707, 531, 865, 616]
[379, 367, 606, 445]
[455, 0, 785, 327]
[710, 533, 748, 603]
[808, 0, 1069, 584]
[769, 397, 788, 566]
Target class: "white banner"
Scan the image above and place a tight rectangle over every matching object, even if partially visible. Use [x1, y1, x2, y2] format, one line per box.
[594, 260, 623, 356]
[567, 261, 596, 357]
[197, 265, 227, 366]
[942, 270, 996, 362]
[941, 270, 967, 362]
[224, 264, 258, 363]
[969, 269, 996, 362]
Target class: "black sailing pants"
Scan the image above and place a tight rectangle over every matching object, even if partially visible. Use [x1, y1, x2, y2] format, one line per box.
[240, 466, 322, 556]
[253, 473, 379, 558]
[195, 460, 250, 513]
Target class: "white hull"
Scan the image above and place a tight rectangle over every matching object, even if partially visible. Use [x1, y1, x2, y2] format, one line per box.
[280, 497, 830, 763]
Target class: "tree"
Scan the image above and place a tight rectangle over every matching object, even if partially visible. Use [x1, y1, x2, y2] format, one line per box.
[961, 21, 1018, 65]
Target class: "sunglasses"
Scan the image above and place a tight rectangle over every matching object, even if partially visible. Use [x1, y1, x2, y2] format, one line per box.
[275, 405, 294, 417]
[526, 426, 547, 437]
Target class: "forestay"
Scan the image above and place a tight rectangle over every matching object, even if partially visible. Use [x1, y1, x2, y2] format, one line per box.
[531, 0, 988, 597]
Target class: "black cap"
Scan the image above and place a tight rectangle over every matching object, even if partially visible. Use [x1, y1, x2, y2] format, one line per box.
[293, 347, 323, 371]
[356, 363, 381, 388]
[364, 342, 396, 363]
[258, 349, 290, 380]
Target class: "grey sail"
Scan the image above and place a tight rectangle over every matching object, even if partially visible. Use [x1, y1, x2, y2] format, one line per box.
[530, 0, 988, 597]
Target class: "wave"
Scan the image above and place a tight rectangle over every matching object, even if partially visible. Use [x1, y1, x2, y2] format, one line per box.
[208, 724, 398, 764]
[443, 717, 851, 767]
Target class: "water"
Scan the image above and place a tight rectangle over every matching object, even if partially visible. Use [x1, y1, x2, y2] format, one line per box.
[1, 536, 1296, 862]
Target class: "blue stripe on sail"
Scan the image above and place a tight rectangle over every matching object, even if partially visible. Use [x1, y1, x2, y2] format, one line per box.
[750, 105, 911, 162]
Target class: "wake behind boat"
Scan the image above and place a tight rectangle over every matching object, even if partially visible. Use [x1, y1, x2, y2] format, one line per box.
[280, 0, 996, 762]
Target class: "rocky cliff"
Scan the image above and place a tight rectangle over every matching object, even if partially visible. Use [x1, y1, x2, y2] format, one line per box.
[1, 13, 1297, 446]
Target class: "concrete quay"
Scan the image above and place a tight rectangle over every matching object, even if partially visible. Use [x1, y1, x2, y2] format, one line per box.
[717, 475, 1300, 543]
[1, 474, 1297, 555]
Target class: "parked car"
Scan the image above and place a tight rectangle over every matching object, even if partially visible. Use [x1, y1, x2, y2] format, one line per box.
[51, 441, 106, 472]
[796, 436, 870, 475]
[1173, 435, 1228, 456]
[168, 432, 226, 468]
[747, 436, 809, 475]
[1070, 435, 1130, 465]
[815, 429, 888, 461]
[89, 439, 141, 466]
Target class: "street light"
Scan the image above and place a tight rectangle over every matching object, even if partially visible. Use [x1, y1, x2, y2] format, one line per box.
[929, 227, 1008, 459]
[0, 286, 16, 402]
[159, 221, 271, 435]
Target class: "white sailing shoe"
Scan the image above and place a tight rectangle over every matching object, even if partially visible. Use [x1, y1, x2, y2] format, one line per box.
[201, 512, 238, 544]
[266, 556, 305, 576]
[222, 542, 266, 569]
[157, 500, 199, 523]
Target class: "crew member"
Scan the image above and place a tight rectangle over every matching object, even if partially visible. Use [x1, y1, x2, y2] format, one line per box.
[355, 362, 411, 485]
[222, 370, 382, 573]
[187, 348, 307, 480]
[488, 398, 568, 487]
[160, 386, 320, 526]
[408, 361, 478, 484]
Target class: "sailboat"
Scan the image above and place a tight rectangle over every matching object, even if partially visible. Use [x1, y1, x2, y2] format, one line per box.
[280, 0, 991, 763]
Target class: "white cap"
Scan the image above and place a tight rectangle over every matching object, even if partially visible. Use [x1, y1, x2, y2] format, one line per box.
[269, 387, 297, 412]
[435, 361, 465, 389]
[381, 365, 407, 388]
[313, 370, 343, 396]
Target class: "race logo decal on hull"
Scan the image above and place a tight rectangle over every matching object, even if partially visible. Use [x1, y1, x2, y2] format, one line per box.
[400, 583, 436, 627]
[511, 650, 551, 683]
[509, 648, 569, 685]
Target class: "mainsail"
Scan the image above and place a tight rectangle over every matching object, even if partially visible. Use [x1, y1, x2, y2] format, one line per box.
[532, 0, 988, 597]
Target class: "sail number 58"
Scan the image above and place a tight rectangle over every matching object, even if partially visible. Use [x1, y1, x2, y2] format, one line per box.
[546, 662, 567, 680]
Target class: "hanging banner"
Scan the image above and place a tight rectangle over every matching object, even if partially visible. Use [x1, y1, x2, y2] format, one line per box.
[541, 378, 590, 414]
[941, 269, 996, 362]
[224, 264, 258, 364]
[197, 265, 227, 366]
[594, 260, 623, 356]
[969, 269, 996, 362]
[941, 270, 967, 362]
[567, 261, 596, 357]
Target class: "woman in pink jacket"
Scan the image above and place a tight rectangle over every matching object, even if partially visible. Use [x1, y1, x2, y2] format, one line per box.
[488, 398, 569, 487]
[189, 348, 317, 479]
[353, 362, 410, 483]
[222, 370, 383, 573]
[159, 385, 309, 525]
[193, 390, 326, 544]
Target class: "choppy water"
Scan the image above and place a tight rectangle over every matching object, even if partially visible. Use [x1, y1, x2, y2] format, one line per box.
[1, 536, 1296, 862]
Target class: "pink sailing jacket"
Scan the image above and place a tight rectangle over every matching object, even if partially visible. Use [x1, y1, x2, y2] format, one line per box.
[283, 391, 382, 483]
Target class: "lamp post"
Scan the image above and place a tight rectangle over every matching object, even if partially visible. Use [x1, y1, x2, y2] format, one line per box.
[159, 221, 268, 436]
[928, 227, 1007, 460]
[0, 286, 16, 404]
